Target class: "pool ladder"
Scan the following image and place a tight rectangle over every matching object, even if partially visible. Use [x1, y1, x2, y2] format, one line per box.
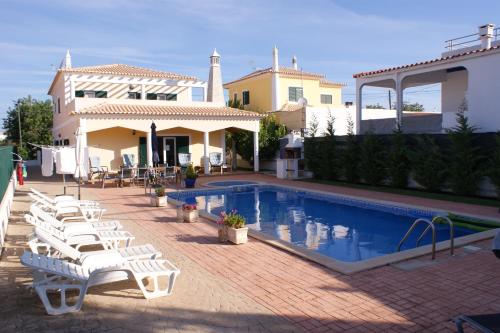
[397, 216, 455, 260]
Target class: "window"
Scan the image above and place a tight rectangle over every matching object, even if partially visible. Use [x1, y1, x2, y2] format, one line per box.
[57, 97, 60, 114]
[128, 92, 141, 99]
[147, 93, 177, 101]
[320, 94, 333, 104]
[192, 87, 204, 101]
[288, 87, 303, 102]
[75, 90, 107, 98]
[242, 91, 250, 105]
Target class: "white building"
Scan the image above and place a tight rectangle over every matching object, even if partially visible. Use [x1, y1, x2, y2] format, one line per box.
[354, 23, 500, 134]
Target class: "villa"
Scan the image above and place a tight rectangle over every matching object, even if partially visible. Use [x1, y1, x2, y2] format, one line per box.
[48, 50, 263, 174]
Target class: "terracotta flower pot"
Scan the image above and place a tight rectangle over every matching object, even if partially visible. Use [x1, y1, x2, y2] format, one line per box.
[226, 227, 248, 244]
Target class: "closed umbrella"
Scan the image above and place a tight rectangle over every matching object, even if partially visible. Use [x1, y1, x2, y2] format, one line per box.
[74, 127, 87, 199]
[151, 122, 159, 166]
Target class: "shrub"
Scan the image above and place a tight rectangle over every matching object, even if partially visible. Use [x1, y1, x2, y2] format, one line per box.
[488, 133, 500, 198]
[154, 186, 165, 197]
[447, 104, 482, 195]
[218, 210, 246, 229]
[319, 113, 339, 180]
[186, 163, 198, 179]
[304, 114, 321, 177]
[359, 131, 386, 185]
[410, 136, 447, 192]
[342, 116, 359, 183]
[387, 127, 410, 188]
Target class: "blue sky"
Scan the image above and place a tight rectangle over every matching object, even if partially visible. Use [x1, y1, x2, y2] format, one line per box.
[1, 0, 499, 119]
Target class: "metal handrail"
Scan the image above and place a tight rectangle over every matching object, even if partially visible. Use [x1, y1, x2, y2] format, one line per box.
[397, 218, 436, 260]
[415, 216, 454, 255]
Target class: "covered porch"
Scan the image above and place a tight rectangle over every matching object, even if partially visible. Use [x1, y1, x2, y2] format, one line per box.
[74, 104, 263, 175]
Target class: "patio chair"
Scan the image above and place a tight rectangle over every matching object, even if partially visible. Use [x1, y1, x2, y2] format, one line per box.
[178, 153, 191, 169]
[21, 251, 180, 315]
[119, 165, 135, 187]
[30, 188, 95, 206]
[454, 314, 500, 333]
[122, 153, 136, 168]
[29, 227, 161, 262]
[89, 156, 108, 182]
[29, 193, 105, 223]
[28, 206, 122, 232]
[209, 152, 224, 174]
[29, 221, 134, 250]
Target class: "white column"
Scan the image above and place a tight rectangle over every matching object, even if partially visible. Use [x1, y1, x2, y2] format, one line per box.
[146, 130, 152, 167]
[355, 82, 362, 135]
[141, 84, 146, 100]
[253, 130, 259, 172]
[221, 129, 226, 165]
[79, 118, 88, 180]
[203, 131, 210, 175]
[396, 79, 403, 129]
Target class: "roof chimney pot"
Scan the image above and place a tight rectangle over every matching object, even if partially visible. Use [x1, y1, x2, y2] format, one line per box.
[479, 23, 495, 49]
[292, 55, 298, 70]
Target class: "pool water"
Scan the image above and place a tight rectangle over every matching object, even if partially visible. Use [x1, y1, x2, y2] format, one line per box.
[171, 185, 477, 262]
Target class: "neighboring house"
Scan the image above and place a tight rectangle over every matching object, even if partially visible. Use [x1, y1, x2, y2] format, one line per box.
[48, 49, 262, 174]
[224, 47, 351, 135]
[354, 23, 500, 134]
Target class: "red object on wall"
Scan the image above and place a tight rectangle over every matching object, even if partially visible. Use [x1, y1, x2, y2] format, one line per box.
[17, 162, 24, 185]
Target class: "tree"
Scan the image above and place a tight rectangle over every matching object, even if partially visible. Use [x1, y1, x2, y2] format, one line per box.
[447, 102, 482, 195]
[304, 114, 321, 177]
[488, 133, 500, 199]
[359, 131, 386, 185]
[410, 136, 447, 192]
[229, 114, 286, 165]
[342, 114, 359, 183]
[387, 126, 410, 188]
[3, 96, 53, 159]
[403, 102, 424, 112]
[319, 112, 338, 179]
[365, 103, 385, 109]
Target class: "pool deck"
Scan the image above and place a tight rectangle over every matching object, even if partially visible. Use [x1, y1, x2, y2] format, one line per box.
[1, 171, 500, 332]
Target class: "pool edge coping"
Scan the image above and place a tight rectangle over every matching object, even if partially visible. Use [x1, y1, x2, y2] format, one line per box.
[166, 183, 500, 275]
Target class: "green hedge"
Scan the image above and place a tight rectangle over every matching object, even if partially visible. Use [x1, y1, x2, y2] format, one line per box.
[0, 146, 14, 200]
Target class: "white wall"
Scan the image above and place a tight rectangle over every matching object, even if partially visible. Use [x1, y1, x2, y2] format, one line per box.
[441, 69, 467, 129]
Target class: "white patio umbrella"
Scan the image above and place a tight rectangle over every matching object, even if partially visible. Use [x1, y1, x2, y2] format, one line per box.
[74, 127, 87, 200]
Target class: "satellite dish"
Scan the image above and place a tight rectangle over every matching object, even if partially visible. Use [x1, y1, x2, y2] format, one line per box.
[297, 97, 308, 107]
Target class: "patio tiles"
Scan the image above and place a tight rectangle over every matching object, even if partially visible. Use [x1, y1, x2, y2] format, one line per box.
[2, 171, 500, 332]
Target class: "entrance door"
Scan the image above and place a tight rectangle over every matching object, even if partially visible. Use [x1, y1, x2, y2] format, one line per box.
[163, 137, 176, 166]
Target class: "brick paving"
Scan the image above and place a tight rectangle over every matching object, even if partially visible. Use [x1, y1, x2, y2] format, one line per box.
[1, 171, 500, 332]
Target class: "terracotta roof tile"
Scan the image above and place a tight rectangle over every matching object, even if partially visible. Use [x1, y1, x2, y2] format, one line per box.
[353, 45, 500, 78]
[73, 103, 263, 118]
[224, 66, 344, 86]
[61, 64, 199, 81]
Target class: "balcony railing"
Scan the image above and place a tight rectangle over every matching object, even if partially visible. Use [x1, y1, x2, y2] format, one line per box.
[445, 27, 499, 51]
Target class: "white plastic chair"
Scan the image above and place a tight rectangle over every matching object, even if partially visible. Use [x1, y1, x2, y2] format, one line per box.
[29, 194, 105, 222]
[21, 251, 180, 315]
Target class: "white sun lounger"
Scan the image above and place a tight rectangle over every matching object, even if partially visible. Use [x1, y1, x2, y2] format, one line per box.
[29, 222, 134, 250]
[21, 251, 180, 315]
[30, 188, 100, 207]
[29, 197, 105, 223]
[28, 206, 122, 231]
[30, 228, 161, 263]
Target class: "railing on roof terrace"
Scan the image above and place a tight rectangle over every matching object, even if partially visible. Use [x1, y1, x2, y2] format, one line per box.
[445, 27, 499, 51]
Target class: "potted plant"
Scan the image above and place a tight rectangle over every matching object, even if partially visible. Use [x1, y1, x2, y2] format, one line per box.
[150, 185, 167, 207]
[184, 163, 198, 188]
[218, 210, 248, 244]
[182, 203, 198, 222]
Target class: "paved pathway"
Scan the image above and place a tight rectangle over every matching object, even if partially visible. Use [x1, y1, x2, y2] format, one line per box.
[1, 171, 500, 332]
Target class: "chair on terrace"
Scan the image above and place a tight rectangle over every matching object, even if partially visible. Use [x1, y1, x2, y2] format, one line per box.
[209, 152, 224, 174]
[89, 156, 107, 183]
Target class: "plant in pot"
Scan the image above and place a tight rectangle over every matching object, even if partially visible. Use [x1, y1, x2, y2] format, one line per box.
[217, 210, 248, 244]
[184, 163, 198, 188]
[182, 203, 198, 222]
[150, 185, 167, 207]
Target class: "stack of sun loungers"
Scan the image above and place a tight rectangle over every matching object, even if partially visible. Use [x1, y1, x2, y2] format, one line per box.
[21, 188, 180, 315]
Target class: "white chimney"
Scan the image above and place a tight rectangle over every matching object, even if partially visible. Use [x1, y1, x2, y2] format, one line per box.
[272, 46, 280, 111]
[479, 23, 495, 49]
[207, 48, 225, 106]
[292, 55, 298, 70]
[61, 49, 72, 69]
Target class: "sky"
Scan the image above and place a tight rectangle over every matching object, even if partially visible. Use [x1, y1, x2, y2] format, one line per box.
[1, 0, 499, 120]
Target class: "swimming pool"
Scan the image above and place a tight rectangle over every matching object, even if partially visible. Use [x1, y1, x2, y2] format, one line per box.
[169, 184, 478, 263]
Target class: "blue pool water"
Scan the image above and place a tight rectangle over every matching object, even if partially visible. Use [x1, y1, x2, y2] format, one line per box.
[170, 185, 477, 262]
[205, 180, 258, 187]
